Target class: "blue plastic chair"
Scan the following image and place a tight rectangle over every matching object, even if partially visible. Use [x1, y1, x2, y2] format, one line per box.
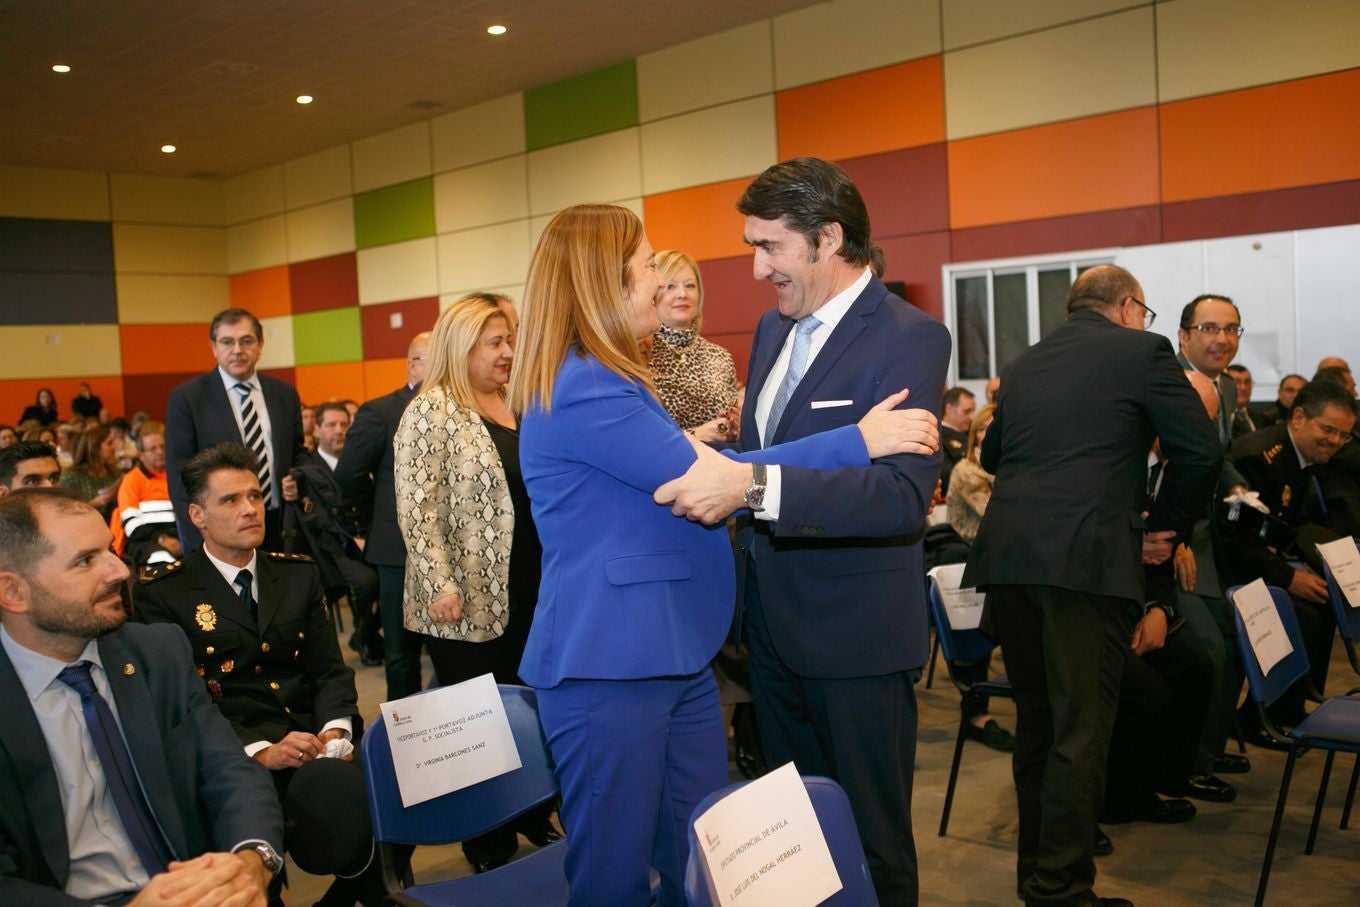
[1227, 584, 1360, 906]
[361, 684, 567, 906]
[927, 564, 1013, 836]
[684, 775, 878, 907]
[1322, 564, 1360, 829]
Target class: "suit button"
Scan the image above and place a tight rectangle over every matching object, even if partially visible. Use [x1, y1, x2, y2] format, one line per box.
[260, 642, 270, 653]
[269, 681, 281, 691]
[206, 646, 215, 655]
[298, 631, 305, 640]
[255, 665, 263, 674]
[284, 706, 292, 714]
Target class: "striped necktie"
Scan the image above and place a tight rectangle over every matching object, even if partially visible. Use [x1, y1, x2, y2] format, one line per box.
[763, 315, 820, 447]
[233, 382, 274, 508]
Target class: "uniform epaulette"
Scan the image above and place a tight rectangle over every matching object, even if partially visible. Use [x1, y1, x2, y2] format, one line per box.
[1262, 443, 1283, 464]
[138, 560, 183, 583]
[266, 551, 314, 564]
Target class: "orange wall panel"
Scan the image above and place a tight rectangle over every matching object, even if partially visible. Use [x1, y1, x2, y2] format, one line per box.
[228, 265, 292, 318]
[362, 358, 408, 400]
[776, 57, 945, 162]
[119, 324, 213, 376]
[1, 376, 125, 427]
[947, 107, 1161, 229]
[294, 362, 366, 407]
[1160, 68, 1360, 204]
[644, 177, 754, 262]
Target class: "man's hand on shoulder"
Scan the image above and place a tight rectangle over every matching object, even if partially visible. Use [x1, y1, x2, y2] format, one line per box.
[856, 388, 940, 459]
[129, 851, 265, 907]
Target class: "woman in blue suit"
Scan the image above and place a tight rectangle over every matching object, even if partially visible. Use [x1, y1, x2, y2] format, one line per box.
[507, 204, 935, 905]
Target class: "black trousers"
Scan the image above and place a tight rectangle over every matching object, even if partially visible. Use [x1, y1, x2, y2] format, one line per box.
[375, 564, 423, 700]
[744, 564, 920, 907]
[987, 585, 1134, 906]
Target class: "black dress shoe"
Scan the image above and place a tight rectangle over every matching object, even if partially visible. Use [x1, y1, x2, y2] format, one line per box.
[1213, 753, 1251, 774]
[964, 718, 1017, 752]
[359, 641, 384, 667]
[1245, 727, 1295, 752]
[522, 823, 564, 848]
[1185, 773, 1237, 803]
[1131, 795, 1196, 824]
[1094, 827, 1113, 856]
[470, 855, 510, 874]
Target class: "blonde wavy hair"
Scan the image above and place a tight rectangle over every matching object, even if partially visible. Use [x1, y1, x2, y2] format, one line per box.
[654, 249, 705, 333]
[507, 204, 652, 413]
[421, 295, 511, 418]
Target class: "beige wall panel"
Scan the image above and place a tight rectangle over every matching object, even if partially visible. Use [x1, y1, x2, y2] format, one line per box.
[257, 315, 295, 370]
[773, 0, 940, 90]
[436, 221, 532, 295]
[223, 166, 285, 225]
[945, 6, 1156, 139]
[527, 129, 642, 216]
[227, 215, 288, 274]
[431, 93, 527, 173]
[284, 145, 353, 210]
[641, 97, 776, 196]
[286, 199, 356, 263]
[942, 0, 1137, 50]
[116, 275, 230, 323]
[352, 122, 432, 194]
[0, 325, 122, 380]
[356, 237, 439, 306]
[530, 198, 643, 250]
[113, 224, 226, 275]
[0, 165, 109, 220]
[638, 22, 774, 122]
[109, 174, 224, 226]
[434, 156, 529, 234]
[1158, 0, 1360, 101]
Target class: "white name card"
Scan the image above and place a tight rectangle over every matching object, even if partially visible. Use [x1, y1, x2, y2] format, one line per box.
[1231, 579, 1295, 677]
[380, 674, 521, 807]
[1316, 536, 1360, 608]
[941, 583, 986, 631]
[692, 762, 842, 907]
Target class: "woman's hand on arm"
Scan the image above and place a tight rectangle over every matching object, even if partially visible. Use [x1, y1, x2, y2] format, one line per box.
[428, 591, 463, 624]
[856, 389, 939, 459]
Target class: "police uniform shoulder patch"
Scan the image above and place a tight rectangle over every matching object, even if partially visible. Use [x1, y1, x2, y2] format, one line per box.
[266, 551, 314, 564]
[138, 560, 183, 583]
[1261, 442, 1283, 465]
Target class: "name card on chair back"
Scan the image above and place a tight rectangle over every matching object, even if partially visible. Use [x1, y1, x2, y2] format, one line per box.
[693, 762, 841, 907]
[380, 674, 521, 807]
[1231, 579, 1294, 676]
[1317, 536, 1360, 607]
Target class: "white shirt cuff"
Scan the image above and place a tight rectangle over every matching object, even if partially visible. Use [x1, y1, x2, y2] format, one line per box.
[322, 718, 353, 739]
[755, 465, 782, 522]
[244, 740, 271, 758]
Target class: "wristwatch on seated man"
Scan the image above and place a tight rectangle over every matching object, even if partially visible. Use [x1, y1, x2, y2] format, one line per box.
[744, 463, 767, 513]
[236, 840, 284, 877]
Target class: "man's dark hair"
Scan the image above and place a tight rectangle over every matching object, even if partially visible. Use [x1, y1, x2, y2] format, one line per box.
[0, 441, 59, 485]
[1066, 264, 1141, 315]
[106, 417, 131, 432]
[1225, 364, 1250, 377]
[1292, 380, 1359, 420]
[737, 157, 872, 268]
[942, 387, 975, 410]
[182, 443, 260, 506]
[1278, 373, 1305, 390]
[0, 488, 89, 575]
[1178, 294, 1240, 330]
[1312, 366, 1352, 388]
[313, 402, 348, 424]
[209, 307, 264, 342]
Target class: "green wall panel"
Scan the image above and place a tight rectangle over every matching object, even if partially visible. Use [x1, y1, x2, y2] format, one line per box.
[524, 60, 639, 151]
[293, 307, 363, 365]
[353, 178, 435, 250]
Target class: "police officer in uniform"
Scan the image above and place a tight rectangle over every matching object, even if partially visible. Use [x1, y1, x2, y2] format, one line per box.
[939, 387, 975, 495]
[133, 443, 388, 906]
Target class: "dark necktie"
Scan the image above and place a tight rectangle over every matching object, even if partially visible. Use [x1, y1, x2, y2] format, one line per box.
[57, 662, 172, 877]
[764, 315, 821, 446]
[236, 568, 257, 621]
[1146, 461, 1163, 503]
[233, 382, 274, 508]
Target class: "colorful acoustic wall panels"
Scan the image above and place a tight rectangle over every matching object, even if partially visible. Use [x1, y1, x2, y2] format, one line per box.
[3, 0, 1360, 422]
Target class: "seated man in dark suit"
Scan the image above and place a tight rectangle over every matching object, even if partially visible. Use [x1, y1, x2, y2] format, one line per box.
[133, 443, 386, 906]
[1252, 373, 1306, 428]
[0, 488, 284, 906]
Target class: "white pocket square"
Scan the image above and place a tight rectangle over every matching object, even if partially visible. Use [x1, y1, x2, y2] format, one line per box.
[810, 399, 853, 409]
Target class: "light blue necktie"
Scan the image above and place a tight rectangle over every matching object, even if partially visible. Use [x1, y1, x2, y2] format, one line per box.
[763, 315, 821, 446]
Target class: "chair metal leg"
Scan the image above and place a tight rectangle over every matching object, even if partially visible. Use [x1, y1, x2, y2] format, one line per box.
[1306, 749, 1335, 855]
[926, 633, 939, 689]
[939, 711, 968, 837]
[1256, 749, 1299, 907]
[1341, 755, 1359, 830]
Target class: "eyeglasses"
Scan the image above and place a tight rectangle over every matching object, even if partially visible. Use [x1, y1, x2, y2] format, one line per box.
[1311, 420, 1354, 445]
[1125, 296, 1157, 328]
[1187, 323, 1245, 338]
[214, 336, 260, 350]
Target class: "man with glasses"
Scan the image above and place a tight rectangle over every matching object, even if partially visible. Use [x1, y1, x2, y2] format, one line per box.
[166, 308, 305, 552]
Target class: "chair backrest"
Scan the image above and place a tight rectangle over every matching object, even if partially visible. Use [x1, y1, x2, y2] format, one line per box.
[927, 564, 996, 667]
[1227, 584, 1312, 708]
[1323, 562, 1360, 643]
[685, 775, 879, 907]
[361, 684, 558, 845]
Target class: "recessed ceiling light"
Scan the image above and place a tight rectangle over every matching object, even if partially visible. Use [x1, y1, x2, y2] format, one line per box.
[487, 25, 507, 36]
[52, 64, 71, 73]
[296, 94, 313, 104]
[161, 145, 177, 154]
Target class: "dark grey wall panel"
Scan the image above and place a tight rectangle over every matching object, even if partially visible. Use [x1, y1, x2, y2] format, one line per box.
[0, 272, 118, 324]
[0, 217, 115, 272]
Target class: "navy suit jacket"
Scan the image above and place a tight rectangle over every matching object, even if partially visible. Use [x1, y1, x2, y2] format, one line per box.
[518, 352, 870, 688]
[334, 384, 415, 567]
[738, 275, 951, 678]
[165, 370, 305, 552]
[0, 623, 282, 907]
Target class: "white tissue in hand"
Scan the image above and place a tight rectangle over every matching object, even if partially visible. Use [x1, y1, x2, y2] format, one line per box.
[322, 738, 353, 759]
[1223, 489, 1270, 514]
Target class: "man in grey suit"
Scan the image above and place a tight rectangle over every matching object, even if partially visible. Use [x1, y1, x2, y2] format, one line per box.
[0, 488, 283, 906]
[965, 266, 1221, 907]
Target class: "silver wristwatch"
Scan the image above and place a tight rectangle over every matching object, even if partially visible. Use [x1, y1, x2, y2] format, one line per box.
[744, 462, 767, 512]
[242, 840, 284, 876]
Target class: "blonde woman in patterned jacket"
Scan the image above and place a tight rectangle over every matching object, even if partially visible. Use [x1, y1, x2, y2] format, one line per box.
[393, 292, 560, 871]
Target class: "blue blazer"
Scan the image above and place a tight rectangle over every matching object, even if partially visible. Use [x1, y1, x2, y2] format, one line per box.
[518, 352, 868, 688]
[737, 275, 952, 678]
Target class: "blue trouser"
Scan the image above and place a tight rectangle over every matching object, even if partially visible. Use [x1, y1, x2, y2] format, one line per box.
[536, 673, 727, 907]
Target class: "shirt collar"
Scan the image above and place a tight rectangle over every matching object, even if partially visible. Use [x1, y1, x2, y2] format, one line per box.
[804, 266, 872, 333]
[218, 367, 259, 393]
[317, 449, 338, 471]
[1, 623, 103, 702]
[1286, 425, 1313, 469]
[202, 546, 259, 591]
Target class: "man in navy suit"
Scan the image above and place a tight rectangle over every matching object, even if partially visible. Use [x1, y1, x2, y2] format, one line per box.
[165, 308, 305, 553]
[660, 158, 950, 906]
